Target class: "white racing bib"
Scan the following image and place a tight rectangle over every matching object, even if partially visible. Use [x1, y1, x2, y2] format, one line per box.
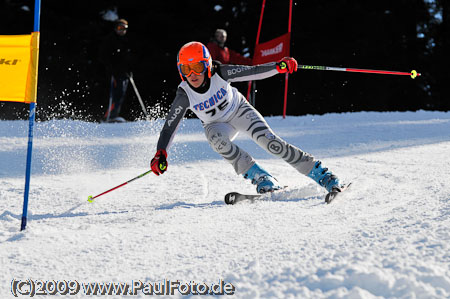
[179, 74, 239, 123]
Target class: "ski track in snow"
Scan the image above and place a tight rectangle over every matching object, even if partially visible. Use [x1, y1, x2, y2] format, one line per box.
[1, 111, 450, 298]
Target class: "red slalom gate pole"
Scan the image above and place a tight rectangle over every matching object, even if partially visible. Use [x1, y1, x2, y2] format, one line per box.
[247, 0, 266, 102]
[87, 170, 153, 203]
[283, 0, 293, 119]
[298, 65, 421, 79]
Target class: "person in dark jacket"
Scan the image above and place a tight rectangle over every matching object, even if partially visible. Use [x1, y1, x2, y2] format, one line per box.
[98, 19, 134, 122]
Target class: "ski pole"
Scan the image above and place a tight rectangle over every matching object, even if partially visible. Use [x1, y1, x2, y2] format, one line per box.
[127, 73, 150, 119]
[298, 64, 421, 79]
[87, 170, 153, 203]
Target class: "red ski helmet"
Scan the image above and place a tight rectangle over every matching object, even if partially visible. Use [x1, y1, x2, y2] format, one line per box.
[177, 42, 212, 81]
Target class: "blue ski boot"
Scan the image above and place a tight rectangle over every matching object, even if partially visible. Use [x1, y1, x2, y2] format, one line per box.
[244, 163, 282, 194]
[307, 161, 341, 192]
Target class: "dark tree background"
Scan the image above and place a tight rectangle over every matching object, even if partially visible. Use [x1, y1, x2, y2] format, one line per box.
[0, 0, 448, 121]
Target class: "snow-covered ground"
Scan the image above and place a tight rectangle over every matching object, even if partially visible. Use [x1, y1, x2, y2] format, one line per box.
[1, 111, 450, 298]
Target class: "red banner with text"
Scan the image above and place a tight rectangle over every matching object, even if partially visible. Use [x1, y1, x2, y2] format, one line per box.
[252, 32, 290, 65]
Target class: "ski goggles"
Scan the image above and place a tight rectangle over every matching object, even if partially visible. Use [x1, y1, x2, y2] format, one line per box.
[179, 61, 206, 77]
[116, 24, 128, 31]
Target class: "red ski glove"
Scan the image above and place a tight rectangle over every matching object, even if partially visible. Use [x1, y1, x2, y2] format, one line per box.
[151, 149, 168, 176]
[276, 57, 298, 74]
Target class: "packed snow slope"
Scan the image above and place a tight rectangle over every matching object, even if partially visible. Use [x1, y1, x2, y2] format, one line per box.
[1, 111, 450, 298]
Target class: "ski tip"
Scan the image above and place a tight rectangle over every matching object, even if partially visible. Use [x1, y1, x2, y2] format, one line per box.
[87, 195, 94, 203]
[336, 182, 352, 192]
[325, 182, 352, 204]
[325, 193, 333, 204]
[224, 192, 237, 205]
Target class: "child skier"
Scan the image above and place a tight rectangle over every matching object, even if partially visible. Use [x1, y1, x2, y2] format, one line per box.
[151, 41, 343, 195]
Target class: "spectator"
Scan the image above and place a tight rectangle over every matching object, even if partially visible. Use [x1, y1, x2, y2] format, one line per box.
[207, 29, 252, 65]
[98, 18, 134, 122]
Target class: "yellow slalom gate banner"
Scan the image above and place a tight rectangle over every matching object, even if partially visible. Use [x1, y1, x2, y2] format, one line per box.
[0, 32, 40, 103]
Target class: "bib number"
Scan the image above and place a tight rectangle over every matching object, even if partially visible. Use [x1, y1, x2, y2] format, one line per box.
[205, 100, 229, 117]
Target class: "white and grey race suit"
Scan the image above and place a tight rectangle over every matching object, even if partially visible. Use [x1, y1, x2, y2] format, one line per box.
[156, 61, 317, 176]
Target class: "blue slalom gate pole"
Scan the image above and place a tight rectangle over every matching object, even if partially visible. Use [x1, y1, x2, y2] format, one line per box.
[21, 104, 36, 231]
[21, 0, 41, 231]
